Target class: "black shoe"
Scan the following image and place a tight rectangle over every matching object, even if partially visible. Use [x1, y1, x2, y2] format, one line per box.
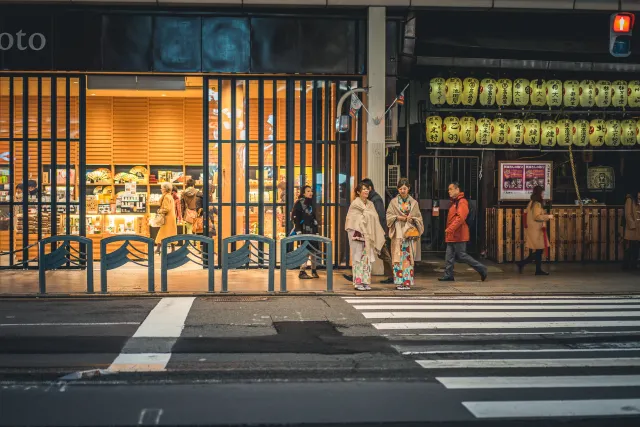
[480, 270, 488, 282]
[438, 277, 454, 282]
[516, 262, 524, 274]
[535, 271, 550, 276]
[380, 278, 395, 284]
[311, 270, 320, 279]
[343, 274, 353, 282]
[299, 271, 312, 280]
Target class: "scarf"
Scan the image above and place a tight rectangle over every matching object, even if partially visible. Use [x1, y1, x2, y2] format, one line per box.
[345, 196, 386, 260]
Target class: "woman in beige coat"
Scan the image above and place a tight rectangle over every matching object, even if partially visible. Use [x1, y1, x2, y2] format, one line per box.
[155, 182, 178, 254]
[623, 190, 640, 270]
[517, 185, 554, 275]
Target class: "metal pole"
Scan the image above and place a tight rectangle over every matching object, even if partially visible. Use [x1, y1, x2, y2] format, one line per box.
[335, 88, 369, 130]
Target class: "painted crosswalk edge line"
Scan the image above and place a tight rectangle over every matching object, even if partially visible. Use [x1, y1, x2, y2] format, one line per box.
[437, 375, 640, 389]
[463, 399, 640, 418]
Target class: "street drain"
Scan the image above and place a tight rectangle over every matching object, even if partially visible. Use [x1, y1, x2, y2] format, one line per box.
[204, 297, 269, 302]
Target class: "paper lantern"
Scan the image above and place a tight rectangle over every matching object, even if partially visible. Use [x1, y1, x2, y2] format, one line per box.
[445, 77, 463, 106]
[479, 78, 497, 106]
[476, 118, 492, 145]
[572, 119, 589, 147]
[442, 116, 460, 144]
[491, 117, 508, 145]
[523, 118, 540, 146]
[462, 77, 479, 106]
[605, 120, 621, 146]
[621, 119, 636, 146]
[628, 81, 640, 107]
[579, 80, 596, 108]
[636, 121, 640, 145]
[541, 120, 557, 147]
[430, 78, 446, 105]
[612, 80, 628, 108]
[513, 78, 530, 107]
[496, 79, 513, 107]
[460, 116, 476, 144]
[546, 80, 563, 107]
[595, 80, 612, 107]
[589, 119, 606, 147]
[530, 79, 546, 106]
[426, 115, 442, 144]
[507, 118, 525, 145]
[556, 119, 573, 146]
[563, 80, 580, 107]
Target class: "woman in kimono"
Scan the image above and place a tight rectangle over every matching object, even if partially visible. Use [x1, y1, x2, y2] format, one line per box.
[386, 178, 424, 290]
[345, 182, 386, 291]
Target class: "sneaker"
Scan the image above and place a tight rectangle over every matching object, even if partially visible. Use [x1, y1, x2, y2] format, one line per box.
[299, 271, 312, 280]
[396, 285, 410, 290]
[438, 277, 454, 282]
[480, 270, 488, 282]
[364, 285, 372, 291]
[311, 270, 320, 279]
[355, 285, 368, 291]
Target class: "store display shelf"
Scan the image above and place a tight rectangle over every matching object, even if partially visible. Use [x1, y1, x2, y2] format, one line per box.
[87, 182, 114, 186]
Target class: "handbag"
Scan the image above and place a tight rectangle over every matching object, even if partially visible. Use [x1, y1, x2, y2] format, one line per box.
[404, 226, 420, 240]
[149, 213, 165, 228]
[193, 215, 204, 234]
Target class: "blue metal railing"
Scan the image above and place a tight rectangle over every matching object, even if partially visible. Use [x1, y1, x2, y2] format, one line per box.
[279, 235, 333, 293]
[100, 235, 155, 293]
[38, 235, 94, 294]
[160, 234, 215, 293]
[221, 234, 276, 292]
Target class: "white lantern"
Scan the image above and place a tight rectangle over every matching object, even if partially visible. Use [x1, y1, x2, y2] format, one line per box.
[445, 77, 463, 106]
[507, 118, 525, 145]
[595, 80, 612, 107]
[589, 119, 606, 147]
[460, 116, 476, 144]
[430, 78, 446, 105]
[605, 120, 621, 146]
[426, 115, 442, 144]
[513, 78, 530, 107]
[621, 119, 636, 146]
[530, 79, 546, 107]
[462, 77, 480, 106]
[636, 120, 640, 145]
[443, 116, 460, 144]
[523, 118, 540, 146]
[572, 119, 589, 147]
[496, 79, 513, 107]
[476, 118, 492, 145]
[541, 120, 557, 147]
[612, 80, 628, 108]
[628, 81, 640, 107]
[546, 80, 563, 107]
[479, 78, 497, 106]
[491, 117, 508, 145]
[563, 80, 580, 107]
[556, 119, 572, 146]
[579, 80, 596, 107]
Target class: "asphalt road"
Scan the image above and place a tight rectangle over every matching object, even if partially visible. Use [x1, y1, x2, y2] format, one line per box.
[2, 295, 640, 426]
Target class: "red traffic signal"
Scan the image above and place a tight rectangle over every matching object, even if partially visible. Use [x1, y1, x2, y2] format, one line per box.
[612, 12, 635, 33]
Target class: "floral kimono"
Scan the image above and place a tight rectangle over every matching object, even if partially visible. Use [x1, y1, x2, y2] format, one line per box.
[386, 196, 424, 290]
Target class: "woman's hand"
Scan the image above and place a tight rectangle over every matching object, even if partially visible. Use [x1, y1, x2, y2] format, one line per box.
[398, 215, 408, 222]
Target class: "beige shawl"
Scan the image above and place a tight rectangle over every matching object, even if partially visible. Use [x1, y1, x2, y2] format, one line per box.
[387, 195, 424, 264]
[345, 196, 386, 260]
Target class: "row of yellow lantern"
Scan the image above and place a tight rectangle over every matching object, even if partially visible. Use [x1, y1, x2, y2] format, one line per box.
[430, 78, 640, 108]
[426, 115, 640, 147]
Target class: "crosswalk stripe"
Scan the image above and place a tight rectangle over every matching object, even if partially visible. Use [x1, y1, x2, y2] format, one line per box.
[437, 375, 640, 389]
[344, 297, 640, 303]
[373, 320, 640, 330]
[416, 358, 640, 369]
[353, 304, 640, 310]
[400, 348, 640, 355]
[364, 311, 640, 319]
[462, 399, 640, 418]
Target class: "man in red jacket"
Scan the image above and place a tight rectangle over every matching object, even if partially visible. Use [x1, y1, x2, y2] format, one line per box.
[439, 182, 488, 282]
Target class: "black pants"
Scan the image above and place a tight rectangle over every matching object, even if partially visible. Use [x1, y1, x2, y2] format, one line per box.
[623, 240, 640, 270]
[518, 249, 544, 272]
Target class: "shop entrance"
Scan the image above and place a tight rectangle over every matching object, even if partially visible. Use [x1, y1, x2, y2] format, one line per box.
[418, 155, 480, 255]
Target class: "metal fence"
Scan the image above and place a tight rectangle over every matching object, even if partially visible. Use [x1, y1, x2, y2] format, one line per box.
[221, 234, 276, 292]
[160, 235, 215, 293]
[101, 235, 155, 293]
[279, 235, 333, 293]
[38, 235, 93, 294]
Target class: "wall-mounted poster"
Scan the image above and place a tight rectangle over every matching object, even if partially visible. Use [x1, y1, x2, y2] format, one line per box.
[587, 166, 615, 191]
[499, 161, 553, 201]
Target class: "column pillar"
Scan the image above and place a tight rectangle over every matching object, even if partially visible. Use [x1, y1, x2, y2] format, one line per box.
[366, 6, 386, 195]
[366, 6, 387, 276]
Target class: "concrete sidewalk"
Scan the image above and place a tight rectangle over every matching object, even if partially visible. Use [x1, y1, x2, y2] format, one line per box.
[0, 258, 638, 297]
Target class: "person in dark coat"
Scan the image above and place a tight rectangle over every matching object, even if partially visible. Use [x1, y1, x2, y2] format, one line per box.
[292, 185, 320, 279]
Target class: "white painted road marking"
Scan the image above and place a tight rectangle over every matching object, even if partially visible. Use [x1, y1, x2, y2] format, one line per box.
[0, 322, 140, 327]
[417, 357, 640, 369]
[398, 347, 640, 355]
[138, 408, 164, 425]
[353, 304, 640, 310]
[109, 354, 172, 373]
[437, 375, 640, 389]
[364, 311, 640, 319]
[345, 297, 640, 303]
[373, 320, 640, 329]
[463, 399, 640, 418]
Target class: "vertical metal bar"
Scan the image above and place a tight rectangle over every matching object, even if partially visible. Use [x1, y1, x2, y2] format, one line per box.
[37, 78, 43, 244]
[326, 240, 333, 292]
[217, 78, 222, 266]
[161, 243, 167, 292]
[300, 80, 306, 188]
[221, 240, 228, 293]
[22, 77, 29, 266]
[231, 78, 237, 243]
[8, 77, 14, 267]
[311, 81, 317, 212]
[324, 80, 330, 262]
[272, 80, 277, 254]
[79, 76, 87, 242]
[258, 80, 265, 238]
[244, 79, 249, 235]
[286, 79, 295, 225]
[357, 82, 363, 186]
[65, 78, 71, 239]
[202, 76, 210, 268]
[100, 240, 108, 293]
[50, 78, 57, 249]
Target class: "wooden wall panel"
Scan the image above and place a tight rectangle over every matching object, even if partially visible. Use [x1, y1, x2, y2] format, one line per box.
[184, 99, 203, 165]
[113, 97, 148, 164]
[86, 97, 113, 165]
[149, 99, 183, 165]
